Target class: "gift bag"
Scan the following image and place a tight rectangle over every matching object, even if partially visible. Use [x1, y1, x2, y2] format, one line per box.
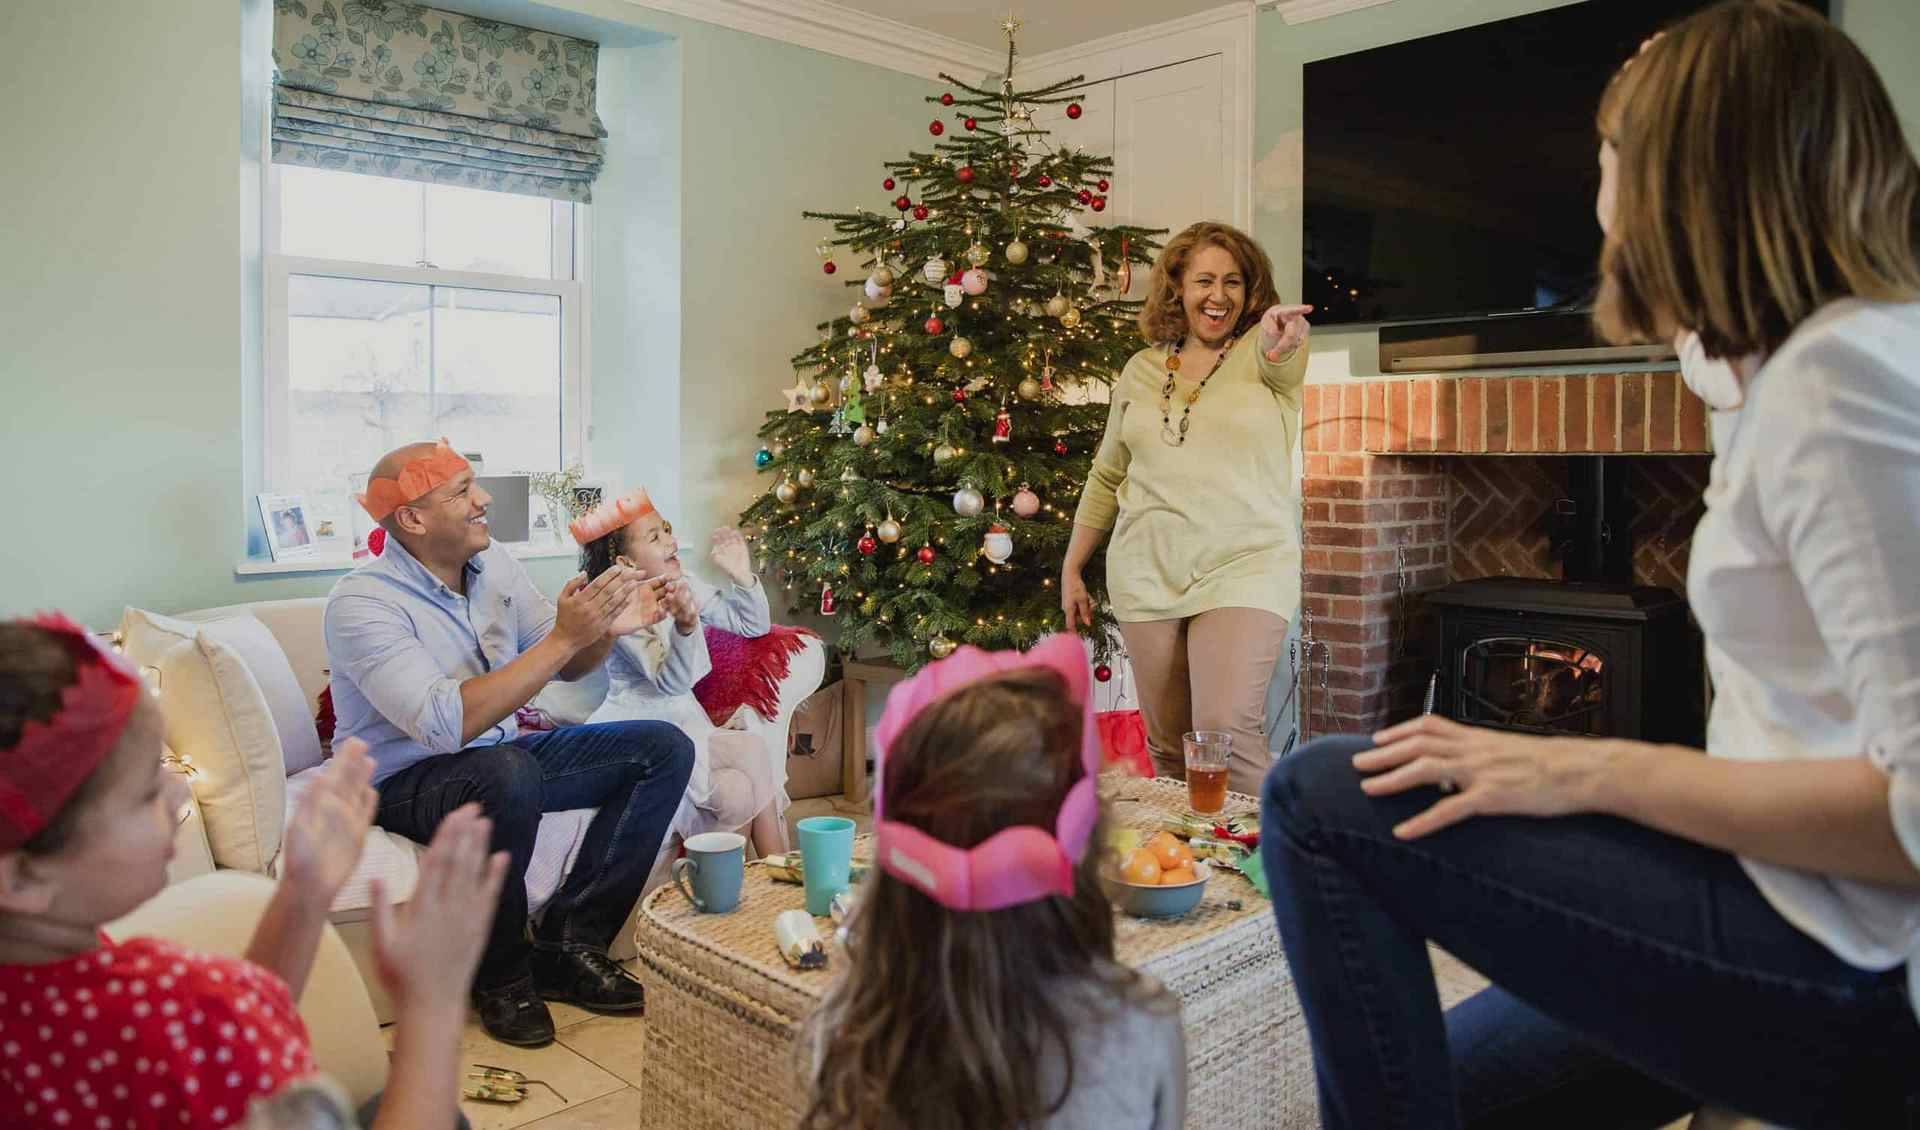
[785, 680, 847, 800]
[1096, 709, 1154, 778]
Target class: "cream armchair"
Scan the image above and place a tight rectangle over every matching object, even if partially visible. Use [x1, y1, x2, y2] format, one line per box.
[122, 595, 825, 1023]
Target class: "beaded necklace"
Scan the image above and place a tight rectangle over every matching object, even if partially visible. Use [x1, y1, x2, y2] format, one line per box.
[1159, 334, 1236, 446]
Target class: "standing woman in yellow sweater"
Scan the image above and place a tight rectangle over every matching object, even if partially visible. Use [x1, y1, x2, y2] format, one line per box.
[1063, 222, 1313, 793]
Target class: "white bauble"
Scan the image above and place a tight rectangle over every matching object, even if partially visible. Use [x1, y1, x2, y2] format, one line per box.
[774, 480, 798, 504]
[952, 484, 985, 517]
[922, 257, 949, 285]
[853, 424, 875, 446]
[983, 525, 1013, 564]
[877, 517, 902, 543]
[795, 467, 816, 488]
[1044, 293, 1069, 318]
[961, 268, 988, 296]
[863, 278, 892, 304]
[875, 417, 891, 435]
[932, 442, 959, 465]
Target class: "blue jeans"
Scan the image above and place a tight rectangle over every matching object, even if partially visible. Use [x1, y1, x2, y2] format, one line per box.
[1262, 735, 1920, 1130]
[374, 721, 694, 991]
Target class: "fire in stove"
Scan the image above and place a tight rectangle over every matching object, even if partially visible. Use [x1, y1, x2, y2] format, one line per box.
[1461, 637, 1608, 733]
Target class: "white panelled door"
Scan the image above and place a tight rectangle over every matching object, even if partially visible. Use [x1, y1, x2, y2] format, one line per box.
[1113, 55, 1225, 240]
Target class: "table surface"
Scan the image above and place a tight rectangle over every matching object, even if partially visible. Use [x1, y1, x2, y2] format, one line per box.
[639, 773, 1269, 1002]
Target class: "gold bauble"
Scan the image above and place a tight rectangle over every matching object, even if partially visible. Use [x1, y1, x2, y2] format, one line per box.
[877, 518, 902, 543]
[1059, 307, 1081, 329]
[928, 635, 957, 660]
[1018, 377, 1043, 401]
[852, 424, 875, 446]
[809, 381, 832, 405]
[965, 242, 991, 267]
[774, 480, 798, 504]
[949, 336, 973, 359]
[932, 443, 958, 465]
[1004, 239, 1029, 265]
[1044, 293, 1069, 318]
[849, 303, 870, 324]
[870, 266, 895, 288]
[795, 467, 815, 488]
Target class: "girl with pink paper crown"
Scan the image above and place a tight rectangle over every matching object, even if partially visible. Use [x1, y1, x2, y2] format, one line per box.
[571, 487, 788, 856]
[800, 636, 1187, 1130]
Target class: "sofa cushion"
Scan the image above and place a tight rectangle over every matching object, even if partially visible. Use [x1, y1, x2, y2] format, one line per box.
[141, 621, 290, 872]
[122, 607, 325, 775]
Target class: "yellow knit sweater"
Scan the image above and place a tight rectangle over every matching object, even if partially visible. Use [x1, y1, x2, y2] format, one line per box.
[1073, 334, 1308, 623]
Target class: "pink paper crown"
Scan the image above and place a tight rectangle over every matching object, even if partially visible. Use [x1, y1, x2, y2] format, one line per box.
[0, 613, 142, 852]
[870, 635, 1101, 912]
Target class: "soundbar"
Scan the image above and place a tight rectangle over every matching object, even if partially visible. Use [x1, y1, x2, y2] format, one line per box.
[1377, 308, 1675, 372]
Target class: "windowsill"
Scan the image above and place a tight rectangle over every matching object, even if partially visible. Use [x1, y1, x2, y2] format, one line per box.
[233, 543, 578, 578]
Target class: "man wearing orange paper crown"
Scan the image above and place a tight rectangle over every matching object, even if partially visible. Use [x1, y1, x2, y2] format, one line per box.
[325, 439, 694, 1048]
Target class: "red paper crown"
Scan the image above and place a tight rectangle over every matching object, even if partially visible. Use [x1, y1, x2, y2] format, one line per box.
[0, 613, 143, 852]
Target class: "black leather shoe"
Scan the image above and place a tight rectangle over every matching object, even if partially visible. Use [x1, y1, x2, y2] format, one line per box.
[532, 947, 646, 1014]
[471, 978, 556, 1047]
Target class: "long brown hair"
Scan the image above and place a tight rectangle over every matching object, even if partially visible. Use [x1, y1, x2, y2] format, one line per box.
[799, 668, 1148, 1130]
[1594, 0, 1920, 360]
[1137, 221, 1282, 345]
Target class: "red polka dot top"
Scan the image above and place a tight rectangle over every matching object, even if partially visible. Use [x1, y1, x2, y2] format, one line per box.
[0, 935, 315, 1129]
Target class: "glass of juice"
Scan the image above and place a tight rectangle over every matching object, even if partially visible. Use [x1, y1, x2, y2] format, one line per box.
[1183, 730, 1232, 814]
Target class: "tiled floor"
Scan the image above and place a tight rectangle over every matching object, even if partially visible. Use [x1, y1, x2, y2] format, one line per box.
[403, 794, 872, 1129]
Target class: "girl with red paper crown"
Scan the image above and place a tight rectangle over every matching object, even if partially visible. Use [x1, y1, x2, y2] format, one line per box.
[0, 614, 505, 1129]
[801, 636, 1186, 1130]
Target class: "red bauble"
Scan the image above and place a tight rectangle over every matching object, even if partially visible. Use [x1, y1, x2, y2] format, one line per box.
[883, 177, 896, 191]
[1054, 438, 1069, 455]
[1038, 174, 1053, 188]
[913, 204, 930, 221]
[1091, 195, 1107, 212]
[963, 117, 978, 131]
[822, 261, 837, 274]
[1097, 178, 1110, 191]
[1094, 664, 1113, 683]
[857, 535, 878, 557]
[952, 387, 967, 403]
[925, 315, 945, 334]
[917, 545, 936, 565]
[893, 194, 911, 211]
[940, 92, 955, 106]
[1066, 102, 1083, 119]
[928, 119, 945, 136]
[1078, 189, 1093, 205]
[956, 165, 975, 184]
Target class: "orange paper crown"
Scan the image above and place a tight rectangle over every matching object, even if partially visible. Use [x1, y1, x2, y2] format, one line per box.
[356, 439, 472, 522]
[0, 613, 143, 853]
[570, 486, 656, 545]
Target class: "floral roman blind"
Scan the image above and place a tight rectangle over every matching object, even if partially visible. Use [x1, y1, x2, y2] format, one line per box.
[271, 1, 606, 202]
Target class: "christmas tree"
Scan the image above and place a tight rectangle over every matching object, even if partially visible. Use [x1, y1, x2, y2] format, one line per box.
[740, 16, 1157, 670]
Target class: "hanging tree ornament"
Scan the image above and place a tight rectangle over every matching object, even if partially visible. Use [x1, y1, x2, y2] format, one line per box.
[943, 283, 964, 309]
[1041, 345, 1056, 391]
[992, 401, 1012, 443]
[783, 376, 813, 413]
[1017, 376, 1042, 401]
[982, 523, 1013, 564]
[1045, 293, 1069, 318]
[858, 528, 878, 556]
[775, 478, 799, 504]
[1060, 307, 1082, 329]
[849, 303, 870, 324]
[961, 268, 989, 296]
[1004, 237, 1029, 266]
[932, 442, 958, 466]
[1012, 484, 1040, 517]
[1115, 236, 1133, 294]
[928, 635, 957, 660]
[809, 379, 832, 406]
[952, 386, 968, 404]
[795, 467, 816, 488]
[917, 543, 937, 565]
[924, 314, 945, 335]
[863, 364, 885, 393]
[755, 446, 773, 468]
[877, 513, 902, 543]
[853, 423, 876, 446]
[952, 482, 985, 517]
[922, 256, 949, 284]
[965, 242, 991, 267]
[863, 277, 891, 304]
[1054, 436, 1069, 456]
[949, 336, 973, 359]
[871, 264, 895, 288]
[820, 583, 838, 616]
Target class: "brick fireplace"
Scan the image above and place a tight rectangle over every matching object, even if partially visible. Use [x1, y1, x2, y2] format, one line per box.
[1297, 371, 1712, 740]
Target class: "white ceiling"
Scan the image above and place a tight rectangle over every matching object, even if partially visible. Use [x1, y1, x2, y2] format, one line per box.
[827, 0, 1236, 55]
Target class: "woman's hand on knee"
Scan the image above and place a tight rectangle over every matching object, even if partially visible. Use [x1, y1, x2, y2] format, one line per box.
[1352, 715, 1609, 840]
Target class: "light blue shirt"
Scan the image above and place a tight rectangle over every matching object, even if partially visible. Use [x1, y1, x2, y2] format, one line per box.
[324, 538, 557, 784]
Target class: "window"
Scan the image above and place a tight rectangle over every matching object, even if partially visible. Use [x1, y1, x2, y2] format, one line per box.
[263, 165, 587, 511]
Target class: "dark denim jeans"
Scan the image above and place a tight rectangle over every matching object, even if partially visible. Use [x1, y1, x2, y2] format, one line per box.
[1262, 735, 1920, 1130]
[374, 721, 694, 992]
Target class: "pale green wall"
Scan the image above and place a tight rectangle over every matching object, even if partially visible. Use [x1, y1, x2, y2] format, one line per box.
[0, 1, 932, 627]
[1253, 0, 1920, 382]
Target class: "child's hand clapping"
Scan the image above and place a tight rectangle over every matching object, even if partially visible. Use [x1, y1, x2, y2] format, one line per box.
[279, 738, 377, 908]
[609, 572, 672, 636]
[664, 577, 701, 635]
[710, 527, 756, 588]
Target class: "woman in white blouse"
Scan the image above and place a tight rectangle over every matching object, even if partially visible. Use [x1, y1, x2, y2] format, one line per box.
[1259, 4, 1920, 1128]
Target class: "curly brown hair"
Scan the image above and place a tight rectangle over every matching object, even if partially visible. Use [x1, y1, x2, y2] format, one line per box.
[1594, 0, 1920, 360]
[799, 668, 1161, 1130]
[1136, 221, 1282, 345]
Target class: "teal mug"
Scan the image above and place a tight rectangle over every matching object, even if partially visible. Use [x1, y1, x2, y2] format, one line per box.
[671, 831, 746, 913]
[795, 816, 856, 916]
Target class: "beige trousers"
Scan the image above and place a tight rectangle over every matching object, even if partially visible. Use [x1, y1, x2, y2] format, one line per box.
[1117, 607, 1290, 797]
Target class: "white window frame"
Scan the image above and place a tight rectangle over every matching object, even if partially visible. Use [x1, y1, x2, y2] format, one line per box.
[261, 162, 591, 495]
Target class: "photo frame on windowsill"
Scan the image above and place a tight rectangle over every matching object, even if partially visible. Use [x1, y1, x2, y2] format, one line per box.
[257, 493, 317, 561]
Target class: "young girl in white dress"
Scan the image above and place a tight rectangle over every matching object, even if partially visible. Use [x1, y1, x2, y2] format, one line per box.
[574, 487, 788, 856]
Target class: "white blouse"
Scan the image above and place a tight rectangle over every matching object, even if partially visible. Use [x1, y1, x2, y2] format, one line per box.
[1685, 299, 1920, 1019]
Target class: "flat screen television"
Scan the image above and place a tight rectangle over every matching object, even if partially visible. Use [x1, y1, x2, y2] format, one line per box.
[1302, 0, 1830, 330]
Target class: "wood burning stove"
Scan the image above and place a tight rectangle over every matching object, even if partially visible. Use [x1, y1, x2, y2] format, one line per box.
[1425, 577, 1703, 744]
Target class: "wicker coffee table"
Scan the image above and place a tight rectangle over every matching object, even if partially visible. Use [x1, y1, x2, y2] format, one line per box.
[632, 774, 1485, 1129]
